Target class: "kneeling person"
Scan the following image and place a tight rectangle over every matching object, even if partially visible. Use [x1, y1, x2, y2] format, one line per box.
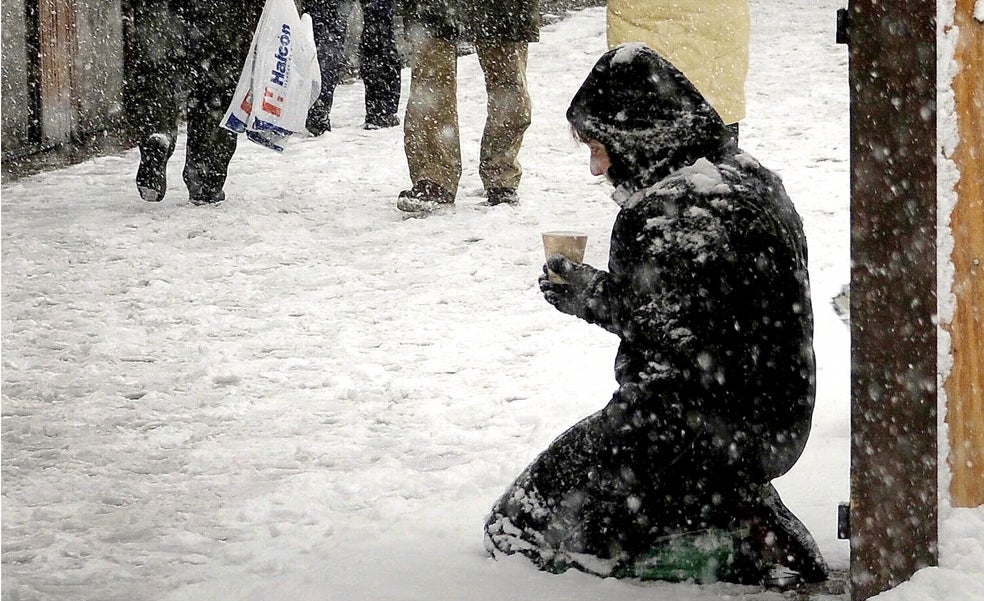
[484, 44, 828, 586]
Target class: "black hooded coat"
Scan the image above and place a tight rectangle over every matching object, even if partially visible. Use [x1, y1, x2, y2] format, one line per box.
[484, 44, 827, 583]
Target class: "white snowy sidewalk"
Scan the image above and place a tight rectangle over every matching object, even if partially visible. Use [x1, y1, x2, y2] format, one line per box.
[4, 3, 979, 601]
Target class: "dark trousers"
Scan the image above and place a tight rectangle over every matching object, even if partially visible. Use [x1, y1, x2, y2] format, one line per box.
[304, 0, 401, 118]
[126, 0, 262, 192]
[483, 390, 828, 582]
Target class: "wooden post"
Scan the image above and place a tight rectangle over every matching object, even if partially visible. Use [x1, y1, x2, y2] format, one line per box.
[37, 0, 80, 146]
[946, 0, 984, 508]
[846, 1, 938, 599]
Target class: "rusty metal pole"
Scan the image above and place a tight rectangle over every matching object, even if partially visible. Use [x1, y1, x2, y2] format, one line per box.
[844, 1, 938, 599]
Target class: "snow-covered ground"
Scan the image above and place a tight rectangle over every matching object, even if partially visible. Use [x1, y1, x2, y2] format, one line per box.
[2, 1, 981, 600]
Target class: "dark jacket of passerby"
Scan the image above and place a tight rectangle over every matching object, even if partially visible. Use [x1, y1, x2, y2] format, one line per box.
[484, 43, 827, 585]
[403, 0, 540, 42]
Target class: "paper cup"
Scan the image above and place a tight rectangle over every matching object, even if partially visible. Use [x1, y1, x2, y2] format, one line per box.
[541, 231, 588, 283]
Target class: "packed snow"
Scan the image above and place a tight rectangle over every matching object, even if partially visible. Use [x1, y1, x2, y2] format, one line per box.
[2, 1, 981, 600]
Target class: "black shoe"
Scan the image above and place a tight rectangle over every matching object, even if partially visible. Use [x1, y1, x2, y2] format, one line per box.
[364, 113, 400, 130]
[136, 132, 175, 202]
[397, 179, 455, 213]
[306, 101, 331, 136]
[185, 168, 226, 206]
[731, 484, 829, 586]
[486, 187, 519, 206]
[189, 187, 226, 206]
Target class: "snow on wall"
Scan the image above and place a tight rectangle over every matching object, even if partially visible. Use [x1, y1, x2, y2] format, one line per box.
[936, 0, 959, 523]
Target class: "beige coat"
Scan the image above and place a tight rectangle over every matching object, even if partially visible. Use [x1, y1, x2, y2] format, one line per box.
[607, 0, 750, 124]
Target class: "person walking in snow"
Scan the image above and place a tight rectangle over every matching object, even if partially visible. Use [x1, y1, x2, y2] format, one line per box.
[126, 0, 263, 205]
[607, 0, 750, 140]
[484, 44, 829, 586]
[396, 0, 540, 213]
[301, 0, 402, 134]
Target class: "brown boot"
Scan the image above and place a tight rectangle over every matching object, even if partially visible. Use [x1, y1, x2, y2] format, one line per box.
[397, 179, 455, 213]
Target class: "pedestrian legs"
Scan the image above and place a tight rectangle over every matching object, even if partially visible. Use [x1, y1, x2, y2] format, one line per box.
[476, 42, 531, 192]
[403, 36, 460, 194]
[127, 0, 181, 201]
[180, 0, 262, 201]
[305, 0, 352, 133]
[126, 0, 181, 144]
[359, 0, 401, 121]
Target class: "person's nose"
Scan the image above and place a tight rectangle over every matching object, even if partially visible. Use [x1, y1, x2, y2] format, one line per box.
[590, 148, 611, 175]
[590, 151, 608, 176]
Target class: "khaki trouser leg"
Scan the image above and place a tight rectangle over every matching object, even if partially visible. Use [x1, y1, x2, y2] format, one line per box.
[476, 43, 532, 191]
[403, 37, 461, 194]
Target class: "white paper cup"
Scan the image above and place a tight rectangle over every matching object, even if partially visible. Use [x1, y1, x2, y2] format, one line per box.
[541, 231, 588, 283]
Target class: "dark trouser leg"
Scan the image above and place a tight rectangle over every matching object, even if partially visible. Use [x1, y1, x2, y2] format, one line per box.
[180, 0, 261, 200]
[127, 0, 180, 200]
[485, 387, 768, 578]
[485, 410, 633, 571]
[485, 399, 723, 572]
[305, 0, 350, 131]
[126, 0, 180, 142]
[359, 0, 401, 119]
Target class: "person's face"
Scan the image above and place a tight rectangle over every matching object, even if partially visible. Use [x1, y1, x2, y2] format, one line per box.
[588, 140, 611, 177]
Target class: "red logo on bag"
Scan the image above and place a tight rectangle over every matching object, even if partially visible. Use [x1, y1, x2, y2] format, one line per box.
[261, 87, 284, 117]
[241, 91, 253, 114]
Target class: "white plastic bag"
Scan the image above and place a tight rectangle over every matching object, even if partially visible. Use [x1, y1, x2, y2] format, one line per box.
[222, 0, 321, 152]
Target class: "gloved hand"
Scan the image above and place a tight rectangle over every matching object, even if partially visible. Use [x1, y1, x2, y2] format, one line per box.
[539, 254, 603, 320]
